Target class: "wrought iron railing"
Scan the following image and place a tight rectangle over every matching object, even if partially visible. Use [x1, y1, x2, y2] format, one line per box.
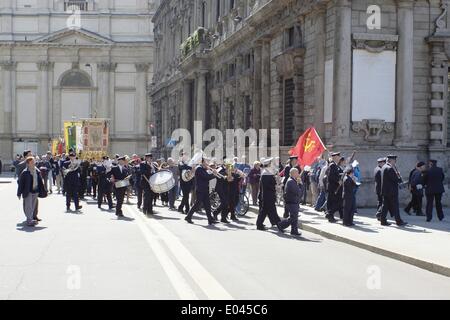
[64, 0, 89, 11]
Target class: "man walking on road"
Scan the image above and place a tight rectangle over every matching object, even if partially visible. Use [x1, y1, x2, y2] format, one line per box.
[277, 168, 302, 236]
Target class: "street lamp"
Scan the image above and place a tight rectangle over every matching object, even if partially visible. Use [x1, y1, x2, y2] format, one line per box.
[85, 63, 95, 118]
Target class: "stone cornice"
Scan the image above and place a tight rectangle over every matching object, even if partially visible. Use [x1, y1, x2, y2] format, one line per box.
[0, 60, 17, 70]
[37, 61, 54, 71]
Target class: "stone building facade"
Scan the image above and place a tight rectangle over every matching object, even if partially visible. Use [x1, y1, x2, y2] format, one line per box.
[151, 0, 450, 206]
[0, 0, 156, 162]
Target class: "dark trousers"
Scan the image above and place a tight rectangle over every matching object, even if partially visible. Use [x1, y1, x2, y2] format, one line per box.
[326, 190, 343, 218]
[405, 191, 423, 213]
[376, 194, 383, 215]
[257, 199, 281, 227]
[97, 187, 113, 208]
[143, 186, 153, 213]
[135, 185, 143, 208]
[186, 192, 214, 223]
[343, 195, 355, 226]
[65, 186, 79, 209]
[426, 193, 444, 221]
[279, 203, 299, 234]
[213, 190, 227, 218]
[380, 194, 402, 224]
[92, 180, 98, 198]
[115, 187, 126, 215]
[178, 184, 191, 213]
[79, 177, 87, 198]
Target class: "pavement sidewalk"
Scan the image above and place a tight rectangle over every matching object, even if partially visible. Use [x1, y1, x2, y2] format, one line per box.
[249, 202, 450, 277]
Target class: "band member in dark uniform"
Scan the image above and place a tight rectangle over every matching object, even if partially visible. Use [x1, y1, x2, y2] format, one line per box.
[178, 155, 194, 214]
[380, 155, 408, 226]
[110, 156, 130, 217]
[222, 165, 243, 223]
[424, 159, 445, 222]
[140, 153, 156, 215]
[88, 160, 99, 199]
[325, 152, 343, 223]
[374, 157, 386, 220]
[404, 162, 426, 216]
[282, 155, 300, 218]
[96, 156, 113, 210]
[185, 158, 218, 225]
[256, 157, 281, 231]
[63, 152, 82, 212]
[132, 158, 143, 210]
[212, 161, 227, 221]
[342, 167, 357, 227]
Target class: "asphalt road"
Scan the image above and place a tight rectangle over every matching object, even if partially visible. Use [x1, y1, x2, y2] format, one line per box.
[1, 178, 450, 299]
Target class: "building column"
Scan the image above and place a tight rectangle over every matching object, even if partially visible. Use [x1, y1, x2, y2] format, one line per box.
[395, 0, 414, 146]
[196, 71, 207, 133]
[97, 62, 112, 119]
[313, 6, 326, 137]
[182, 80, 191, 130]
[253, 44, 262, 130]
[332, 0, 353, 146]
[37, 61, 53, 138]
[428, 40, 447, 149]
[261, 40, 271, 129]
[0, 60, 16, 136]
[136, 63, 150, 137]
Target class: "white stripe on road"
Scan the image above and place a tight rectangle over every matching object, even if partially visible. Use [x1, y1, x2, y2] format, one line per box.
[130, 207, 233, 300]
[126, 206, 198, 300]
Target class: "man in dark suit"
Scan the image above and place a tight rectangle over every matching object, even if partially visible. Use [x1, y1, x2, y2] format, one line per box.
[424, 159, 445, 222]
[140, 153, 156, 215]
[185, 158, 218, 225]
[212, 161, 227, 221]
[325, 152, 343, 223]
[380, 155, 407, 227]
[277, 167, 302, 236]
[374, 157, 386, 220]
[404, 162, 426, 216]
[96, 156, 114, 210]
[178, 154, 194, 214]
[110, 156, 130, 217]
[63, 152, 82, 212]
[282, 155, 300, 218]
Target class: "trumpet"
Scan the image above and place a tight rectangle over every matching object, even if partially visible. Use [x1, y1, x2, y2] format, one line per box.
[206, 164, 226, 179]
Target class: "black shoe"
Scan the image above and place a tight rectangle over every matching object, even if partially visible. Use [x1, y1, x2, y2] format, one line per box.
[291, 231, 302, 236]
[257, 225, 267, 231]
[381, 221, 391, 226]
[220, 218, 230, 224]
[75, 206, 83, 210]
[66, 207, 71, 212]
[208, 220, 219, 225]
[185, 217, 194, 224]
[376, 213, 381, 221]
[230, 216, 239, 221]
[98, 205, 102, 209]
[416, 212, 424, 216]
[439, 217, 444, 221]
[397, 221, 408, 227]
[404, 208, 411, 215]
[426, 218, 432, 222]
[343, 223, 355, 227]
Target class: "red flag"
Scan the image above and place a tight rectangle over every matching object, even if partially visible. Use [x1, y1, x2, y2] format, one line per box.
[289, 127, 326, 168]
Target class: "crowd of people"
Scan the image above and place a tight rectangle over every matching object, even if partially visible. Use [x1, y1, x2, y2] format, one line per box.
[13, 148, 446, 234]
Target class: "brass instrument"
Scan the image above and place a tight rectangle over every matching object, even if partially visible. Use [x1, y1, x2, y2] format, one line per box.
[393, 164, 408, 189]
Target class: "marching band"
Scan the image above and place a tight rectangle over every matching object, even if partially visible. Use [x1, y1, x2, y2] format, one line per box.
[15, 147, 446, 233]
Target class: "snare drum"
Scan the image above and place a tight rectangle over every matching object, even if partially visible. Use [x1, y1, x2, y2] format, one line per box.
[149, 170, 175, 194]
[115, 179, 130, 189]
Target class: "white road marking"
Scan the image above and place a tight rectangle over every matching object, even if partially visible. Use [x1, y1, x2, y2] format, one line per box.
[126, 206, 198, 300]
[130, 207, 234, 300]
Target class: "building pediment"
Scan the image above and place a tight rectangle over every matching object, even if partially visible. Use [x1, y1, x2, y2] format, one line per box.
[33, 28, 114, 45]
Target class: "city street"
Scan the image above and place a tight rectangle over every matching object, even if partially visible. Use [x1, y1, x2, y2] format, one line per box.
[1, 177, 450, 300]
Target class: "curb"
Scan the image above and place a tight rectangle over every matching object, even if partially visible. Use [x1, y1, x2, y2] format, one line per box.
[247, 206, 450, 278]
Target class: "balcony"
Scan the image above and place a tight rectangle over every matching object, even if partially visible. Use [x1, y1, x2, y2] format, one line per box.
[64, 0, 89, 11]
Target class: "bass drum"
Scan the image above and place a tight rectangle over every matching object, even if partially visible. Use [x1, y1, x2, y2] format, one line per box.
[149, 170, 175, 194]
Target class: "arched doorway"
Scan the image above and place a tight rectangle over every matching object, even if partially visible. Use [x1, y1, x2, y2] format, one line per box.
[59, 69, 92, 124]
